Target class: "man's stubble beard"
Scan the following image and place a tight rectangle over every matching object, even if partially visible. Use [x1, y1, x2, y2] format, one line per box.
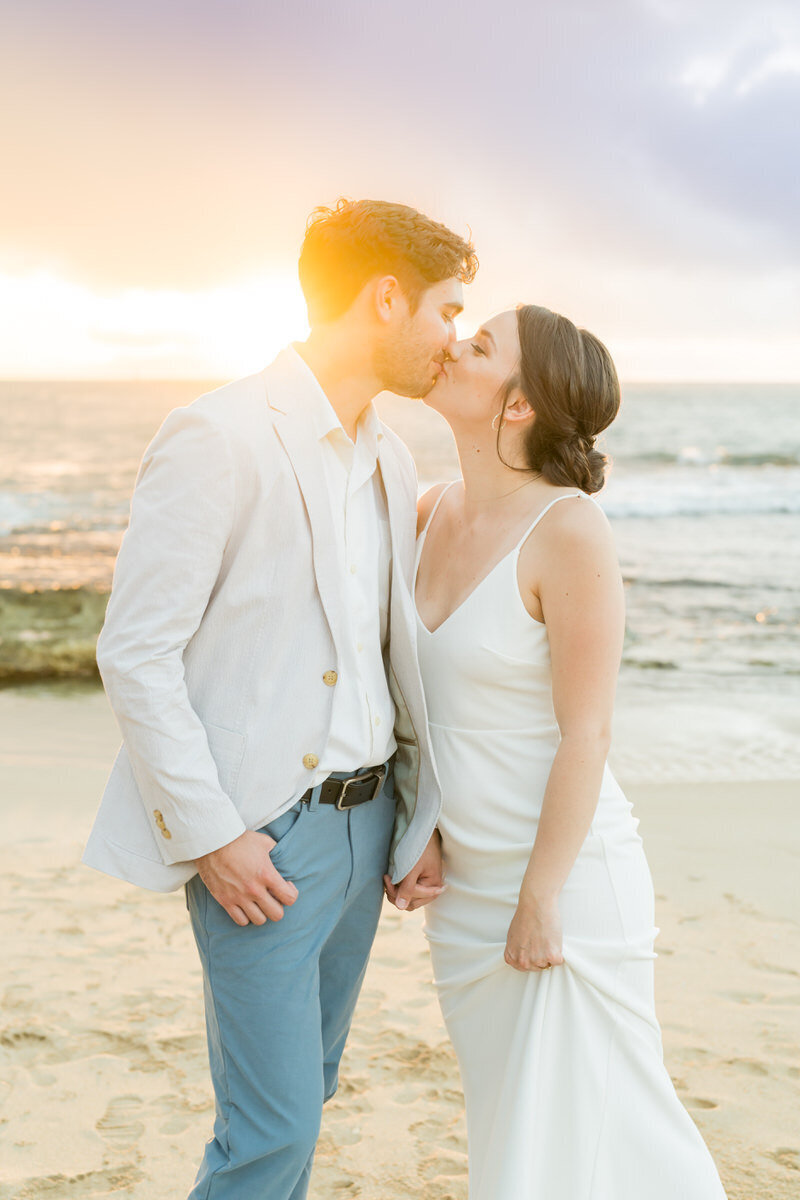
[372, 326, 438, 399]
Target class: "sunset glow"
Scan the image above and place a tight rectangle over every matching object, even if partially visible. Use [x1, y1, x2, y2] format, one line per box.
[2, 0, 798, 381]
[0, 270, 309, 379]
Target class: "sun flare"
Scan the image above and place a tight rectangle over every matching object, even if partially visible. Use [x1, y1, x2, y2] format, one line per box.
[0, 270, 309, 378]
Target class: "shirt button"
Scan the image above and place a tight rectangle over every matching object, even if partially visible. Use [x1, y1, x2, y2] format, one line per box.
[322, 670, 338, 686]
[374, 716, 381, 727]
[357, 642, 363, 653]
[350, 564, 357, 574]
[303, 753, 319, 770]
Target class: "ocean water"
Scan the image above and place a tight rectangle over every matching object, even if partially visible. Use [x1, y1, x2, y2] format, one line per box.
[1, 380, 798, 693]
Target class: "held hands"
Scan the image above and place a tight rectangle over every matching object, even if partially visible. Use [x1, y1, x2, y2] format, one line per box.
[384, 829, 446, 912]
[195, 831, 299, 927]
[505, 895, 564, 973]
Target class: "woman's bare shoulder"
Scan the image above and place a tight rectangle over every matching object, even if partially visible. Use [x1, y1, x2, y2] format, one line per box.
[520, 491, 617, 577]
[541, 491, 612, 539]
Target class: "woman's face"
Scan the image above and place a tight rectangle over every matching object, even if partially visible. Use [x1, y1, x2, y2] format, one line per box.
[425, 309, 521, 427]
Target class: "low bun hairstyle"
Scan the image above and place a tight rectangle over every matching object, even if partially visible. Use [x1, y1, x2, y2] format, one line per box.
[501, 305, 621, 495]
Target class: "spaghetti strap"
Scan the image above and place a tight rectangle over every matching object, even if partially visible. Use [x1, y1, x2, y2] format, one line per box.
[514, 491, 588, 553]
[419, 479, 458, 542]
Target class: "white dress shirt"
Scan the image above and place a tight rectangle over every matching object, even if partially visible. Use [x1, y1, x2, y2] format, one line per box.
[288, 348, 397, 786]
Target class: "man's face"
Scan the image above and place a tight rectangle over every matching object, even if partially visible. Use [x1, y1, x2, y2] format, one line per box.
[373, 278, 463, 398]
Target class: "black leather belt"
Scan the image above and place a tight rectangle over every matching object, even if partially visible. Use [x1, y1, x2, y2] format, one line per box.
[300, 764, 387, 811]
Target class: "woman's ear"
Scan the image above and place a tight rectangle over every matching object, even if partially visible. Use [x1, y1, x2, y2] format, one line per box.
[502, 387, 535, 425]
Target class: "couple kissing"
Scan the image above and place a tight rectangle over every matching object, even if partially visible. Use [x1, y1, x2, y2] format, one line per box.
[84, 198, 727, 1199]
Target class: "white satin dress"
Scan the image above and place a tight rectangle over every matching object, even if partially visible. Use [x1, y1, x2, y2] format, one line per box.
[417, 487, 727, 1200]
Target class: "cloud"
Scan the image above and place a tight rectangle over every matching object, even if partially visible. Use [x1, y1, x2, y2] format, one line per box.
[0, 0, 797, 376]
[2, 0, 796, 281]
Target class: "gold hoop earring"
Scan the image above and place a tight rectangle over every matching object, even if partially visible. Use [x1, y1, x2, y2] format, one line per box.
[491, 412, 507, 432]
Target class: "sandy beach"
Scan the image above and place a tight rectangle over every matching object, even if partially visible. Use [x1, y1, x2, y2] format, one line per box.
[1, 684, 798, 1200]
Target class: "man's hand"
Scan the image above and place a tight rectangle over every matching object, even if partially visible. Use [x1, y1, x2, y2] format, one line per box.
[195, 831, 299, 927]
[384, 830, 445, 912]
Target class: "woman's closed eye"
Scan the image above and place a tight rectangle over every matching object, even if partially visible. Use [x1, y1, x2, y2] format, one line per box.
[471, 342, 486, 356]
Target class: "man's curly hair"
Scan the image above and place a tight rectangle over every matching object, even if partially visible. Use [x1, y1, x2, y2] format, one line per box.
[299, 198, 478, 323]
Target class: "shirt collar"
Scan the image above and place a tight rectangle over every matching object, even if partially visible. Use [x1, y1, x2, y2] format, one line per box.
[281, 344, 382, 462]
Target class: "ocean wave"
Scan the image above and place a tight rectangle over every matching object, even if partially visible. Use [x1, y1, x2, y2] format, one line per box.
[599, 467, 800, 518]
[602, 494, 800, 518]
[622, 576, 737, 590]
[613, 449, 800, 468]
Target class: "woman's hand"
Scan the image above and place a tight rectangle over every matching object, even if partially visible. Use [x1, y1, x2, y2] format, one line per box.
[384, 829, 446, 912]
[504, 896, 564, 972]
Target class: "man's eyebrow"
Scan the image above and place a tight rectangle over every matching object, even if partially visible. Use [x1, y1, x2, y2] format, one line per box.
[477, 327, 496, 349]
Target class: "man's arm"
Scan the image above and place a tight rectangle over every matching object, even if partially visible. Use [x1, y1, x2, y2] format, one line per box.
[97, 404, 248, 862]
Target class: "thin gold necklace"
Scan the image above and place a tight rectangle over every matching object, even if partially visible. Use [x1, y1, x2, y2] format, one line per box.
[475, 474, 540, 504]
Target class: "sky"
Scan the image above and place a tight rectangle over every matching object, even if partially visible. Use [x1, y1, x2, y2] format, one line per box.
[1, 0, 798, 380]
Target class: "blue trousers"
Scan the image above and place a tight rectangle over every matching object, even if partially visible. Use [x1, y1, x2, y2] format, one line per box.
[185, 772, 395, 1199]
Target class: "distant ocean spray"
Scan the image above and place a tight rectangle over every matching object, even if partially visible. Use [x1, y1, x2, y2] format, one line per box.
[1, 379, 798, 688]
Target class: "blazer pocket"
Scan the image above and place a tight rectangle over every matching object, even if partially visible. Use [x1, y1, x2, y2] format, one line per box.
[205, 721, 247, 795]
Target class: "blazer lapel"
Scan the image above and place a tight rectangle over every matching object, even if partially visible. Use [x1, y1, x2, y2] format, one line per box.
[377, 434, 421, 687]
[270, 403, 347, 652]
[377, 435, 415, 594]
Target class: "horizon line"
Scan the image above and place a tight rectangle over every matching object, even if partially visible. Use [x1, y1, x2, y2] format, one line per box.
[2, 376, 799, 387]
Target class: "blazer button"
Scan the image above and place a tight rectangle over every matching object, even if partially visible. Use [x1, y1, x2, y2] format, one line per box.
[153, 809, 164, 822]
[322, 670, 338, 687]
[303, 753, 319, 770]
[160, 828, 172, 839]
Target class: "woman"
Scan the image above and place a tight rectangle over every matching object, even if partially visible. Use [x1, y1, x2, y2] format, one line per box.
[390, 306, 727, 1197]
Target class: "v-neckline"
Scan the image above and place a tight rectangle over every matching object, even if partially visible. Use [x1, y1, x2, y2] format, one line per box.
[414, 485, 586, 636]
[414, 548, 516, 637]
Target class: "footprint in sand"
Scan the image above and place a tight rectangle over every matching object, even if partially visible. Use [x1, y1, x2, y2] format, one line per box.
[421, 1186, 467, 1200]
[746, 959, 800, 979]
[767, 1147, 800, 1171]
[410, 1118, 464, 1152]
[332, 1074, 371, 1115]
[1, 1165, 145, 1198]
[371, 1033, 456, 1083]
[325, 1123, 363, 1147]
[96, 1093, 146, 1150]
[724, 1056, 769, 1076]
[716, 990, 769, 1005]
[421, 1151, 468, 1180]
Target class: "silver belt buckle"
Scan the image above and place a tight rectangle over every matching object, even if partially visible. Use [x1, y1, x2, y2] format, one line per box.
[335, 764, 387, 810]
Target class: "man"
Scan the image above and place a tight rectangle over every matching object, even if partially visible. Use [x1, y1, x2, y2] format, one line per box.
[83, 198, 478, 1198]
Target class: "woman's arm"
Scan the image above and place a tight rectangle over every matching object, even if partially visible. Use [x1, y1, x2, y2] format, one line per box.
[505, 497, 625, 971]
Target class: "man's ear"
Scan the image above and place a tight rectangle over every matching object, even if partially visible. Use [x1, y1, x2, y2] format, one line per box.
[502, 386, 535, 425]
[373, 275, 404, 325]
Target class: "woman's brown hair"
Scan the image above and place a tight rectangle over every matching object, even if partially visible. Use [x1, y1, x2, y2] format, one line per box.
[500, 305, 621, 494]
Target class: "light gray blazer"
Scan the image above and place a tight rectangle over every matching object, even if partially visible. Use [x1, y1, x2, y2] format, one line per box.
[82, 349, 441, 892]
